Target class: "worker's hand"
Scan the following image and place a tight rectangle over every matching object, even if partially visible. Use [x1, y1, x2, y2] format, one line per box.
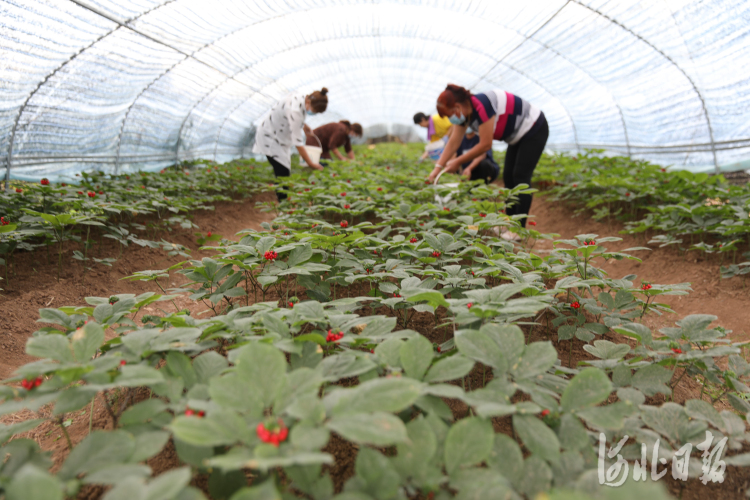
[446, 157, 461, 172]
[310, 163, 324, 171]
[426, 165, 441, 184]
[461, 168, 472, 180]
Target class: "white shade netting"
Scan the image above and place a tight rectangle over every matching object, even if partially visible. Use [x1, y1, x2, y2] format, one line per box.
[2, 0, 750, 183]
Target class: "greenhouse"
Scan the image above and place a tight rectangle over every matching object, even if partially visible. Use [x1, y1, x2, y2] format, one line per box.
[1, 1, 750, 500]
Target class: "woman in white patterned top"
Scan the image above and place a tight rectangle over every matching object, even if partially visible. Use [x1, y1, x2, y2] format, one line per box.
[253, 87, 328, 201]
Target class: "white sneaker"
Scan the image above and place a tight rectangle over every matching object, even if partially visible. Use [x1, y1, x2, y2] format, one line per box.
[500, 230, 521, 242]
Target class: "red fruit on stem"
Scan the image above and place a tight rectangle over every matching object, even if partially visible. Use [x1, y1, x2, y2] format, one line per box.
[207, 231, 212, 237]
[479, 213, 486, 218]
[541, 409, 550, 417]
[87, 191, 95, 198]
[344, 204, 350, 209]
[410, 237, 418, 243]
[467, 302, 473, 309]
[120, 360, 127, 366]
[40, 178, 49, 185]
[185, 409, 195, 417]
[340, 192, 346, 197]
[571, 301, 581, 309]
[15, 188, 22, 193]
[340, 220, 348, 228]
[671, 348, 682, 354]
[529, 221, 537, 226]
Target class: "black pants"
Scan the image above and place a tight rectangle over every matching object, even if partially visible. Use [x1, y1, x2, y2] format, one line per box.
[468, 158, 500, 184]
[503, 113, 549, 227]
[267, 156, 289, 201]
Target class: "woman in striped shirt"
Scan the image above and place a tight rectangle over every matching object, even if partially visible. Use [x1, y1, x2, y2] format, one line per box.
[428, 84, 549, 240]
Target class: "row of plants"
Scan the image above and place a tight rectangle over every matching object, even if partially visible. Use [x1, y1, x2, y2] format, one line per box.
[0, 161, 275, 284]
[1, 143, 749, 500]
[533, 150, 750, 282]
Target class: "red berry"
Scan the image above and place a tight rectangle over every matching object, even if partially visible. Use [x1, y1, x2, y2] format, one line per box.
[431, 251, 441, 258]
[528, 221, 537, 226]
[444, 207, 450, 211]
[288, 302, 293, 308]
[410, 237, 418, 243]
[377, 187, 383, 191]
[467, 302, 473, 309]
[541, 409, 550, 417]
[571, 301, 581, 309]
[340, 220, 348, 228]
[472, 198, 477, 201]
[641, 284, 652, 290]
[185, 409, 195, 417]
[197, 411, 205, 417]
[87, 191, 95, 198]
[479, 213, 486, 218]
[77, 191, 83, 195]
[572, 184, 577, 188]
[437, 345, 441, 353]
[15, 188, 22, 193]
[40, 178, 49, 185]
[344, 204, 350, 209]
[340, 192, 346, 197]
[671, 348, 682, 354]
[119, 360, 127, 366]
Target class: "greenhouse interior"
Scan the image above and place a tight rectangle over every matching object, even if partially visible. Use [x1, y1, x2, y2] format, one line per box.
[1, 1, 750, 500]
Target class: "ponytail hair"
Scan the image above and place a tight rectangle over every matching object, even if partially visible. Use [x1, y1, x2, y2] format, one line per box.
[308, 87, 329, 113]
[339, 120, 352, 130]
[351, 123, 363, 136]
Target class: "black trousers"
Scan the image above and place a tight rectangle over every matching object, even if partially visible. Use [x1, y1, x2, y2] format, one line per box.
[503, 113, 549, 227]
[468, 158, 500, 184]
[267, 156, 289, 201]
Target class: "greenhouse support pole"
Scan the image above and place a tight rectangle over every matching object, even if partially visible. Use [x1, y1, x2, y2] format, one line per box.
[572, 1, 718, 172]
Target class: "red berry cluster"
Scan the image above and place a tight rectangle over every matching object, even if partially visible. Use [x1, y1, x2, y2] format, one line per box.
[326, 329, 344, 342]
[21, 377, 43, 390]
[364, 266, 374, 274]
[528, 221, 537, 226]
[641, 283, 652, 290]
[410, 237, 418, 243]
[443, 207, 450, 212]
[393, 293, 401, 298]
[377, 187, 383, 191]
[625, 193, 630, 197]
[583, 239, 596, 246]
[15, 188, 22, 193]
[479, 213, 486, 218]
[108, 296, 119, 305]
[207, 231, 212, 237]
[340, 192, 347, 197]
[467, 302, 473, 309]
[344, 204, 350, 209]
[570, 301, 581, 309]
[87, 191, 96, 198]
[256, 421, 288, 447]
[40, 178, 50, 185]
[185, 408, 205, 417]
[340, 220, 348, 228]
[431, 251, 441, 258]
[541, 409, 550, 417]
[119, 360, 127, 366]
[0, 217, 8, 226]
[98, 190, 104, 195]
[671, 348, 682, 354]
[264, 250, 278, 261]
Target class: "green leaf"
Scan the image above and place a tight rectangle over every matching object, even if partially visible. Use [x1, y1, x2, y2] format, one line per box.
[487, 434, 523, 489]
[512, 414, 560, 463]
[578, 402, 635, 430]
[329, 377, 422, 416]
[193, 351, 229, 384]
[392, 416, 438, 480]
[444, 417, 494, 475]
[6, 465, 63, 500]
[235, 342, 287, 407]
[560, 368, 613, 412]
[326, 412, 408, 446]
[72, 323, 105, 362]
[288, 244, 313, 267]
[631, 364, 672, 396]
[59, 430, 136, 480]
[145, 467, 191, 500]
[518, 456, 552, 499]
[354, 447, 400, 500]
[399, 336, 433, 380]
[230, 480, 281, 500]
[117, 365, 165, 387]
[454, 330, 507, 372]
[424, 355, 474, 383]
[26, 334, 72, 363]
[406, 291, 449, 309]
[169, 415, 238, 447]
[511, 342, 557, 380]
[54, 386, 97, 415]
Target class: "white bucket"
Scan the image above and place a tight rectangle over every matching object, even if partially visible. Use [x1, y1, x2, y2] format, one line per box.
[433, 170, 460, 206]
[303, 145, 322, 166]
[425, 138, 446, 161]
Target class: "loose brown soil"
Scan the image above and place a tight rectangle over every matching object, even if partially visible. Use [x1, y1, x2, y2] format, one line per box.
[2, 191, 749, 499]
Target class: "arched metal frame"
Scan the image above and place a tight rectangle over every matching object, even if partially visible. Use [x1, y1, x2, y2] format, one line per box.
[4, 0, 742, 188]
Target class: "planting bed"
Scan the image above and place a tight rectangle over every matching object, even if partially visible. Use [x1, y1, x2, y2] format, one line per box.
[1, 144, 749, 500]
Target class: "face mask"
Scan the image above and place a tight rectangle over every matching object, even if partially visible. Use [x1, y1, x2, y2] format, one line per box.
[448, 112, 465, 125]
[306, 110, 315, 116]
[465, 127, 474, 134]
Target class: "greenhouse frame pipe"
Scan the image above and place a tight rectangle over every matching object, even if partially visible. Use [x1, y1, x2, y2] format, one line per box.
[571, 1, 719, 172]
[179, 32, 582, 159]
[4, 0, 179, 192]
